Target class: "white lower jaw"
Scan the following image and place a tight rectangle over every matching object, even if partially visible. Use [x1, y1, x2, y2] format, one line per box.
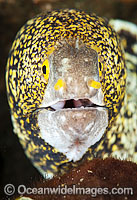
[38, 107, 108, 162]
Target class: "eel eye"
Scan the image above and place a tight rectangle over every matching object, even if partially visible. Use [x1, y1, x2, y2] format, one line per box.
[42, 59, 50, 83]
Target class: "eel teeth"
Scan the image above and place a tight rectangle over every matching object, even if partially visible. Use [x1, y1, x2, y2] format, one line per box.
[50, 101, 66, 110]
[50, 99, 96, 110]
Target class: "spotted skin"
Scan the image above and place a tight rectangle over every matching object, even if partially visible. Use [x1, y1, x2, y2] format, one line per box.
[6, 9, 136, 177]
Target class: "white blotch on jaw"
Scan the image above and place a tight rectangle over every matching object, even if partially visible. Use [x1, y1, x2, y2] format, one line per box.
[68, 127, 74, 132]
[84, 122, 94, 132]
[60, 115, 66, 122]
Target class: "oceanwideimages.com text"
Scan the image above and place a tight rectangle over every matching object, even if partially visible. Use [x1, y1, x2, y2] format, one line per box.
[4, 184, 133, 197]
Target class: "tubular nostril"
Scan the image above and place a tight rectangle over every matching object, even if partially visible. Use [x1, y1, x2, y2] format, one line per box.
[87, 79, 101, 89]
[54, 79, 66, 91]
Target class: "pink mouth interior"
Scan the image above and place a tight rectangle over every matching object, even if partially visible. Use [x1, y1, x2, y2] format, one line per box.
[50, 99, 95, 110]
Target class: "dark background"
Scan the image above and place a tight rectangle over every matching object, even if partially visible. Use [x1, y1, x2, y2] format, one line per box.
[0, 0, 137, 199]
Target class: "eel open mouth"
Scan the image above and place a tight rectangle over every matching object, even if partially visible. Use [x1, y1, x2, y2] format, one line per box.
[50, 98, 103, 111]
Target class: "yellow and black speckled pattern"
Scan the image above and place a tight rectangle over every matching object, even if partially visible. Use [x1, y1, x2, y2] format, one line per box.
[6, 9, 126, 121]
[6, 9, 131, 176]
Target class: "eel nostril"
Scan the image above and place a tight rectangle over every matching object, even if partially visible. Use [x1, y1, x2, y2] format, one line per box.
[54, 79, 66, 91]
[87, 79, 101, 89]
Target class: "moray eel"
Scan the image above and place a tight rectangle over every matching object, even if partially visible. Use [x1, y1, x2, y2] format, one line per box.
[6, 9, 137, 178]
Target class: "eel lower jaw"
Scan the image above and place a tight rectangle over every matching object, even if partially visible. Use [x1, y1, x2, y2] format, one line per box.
[38, 98, 108, 162]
